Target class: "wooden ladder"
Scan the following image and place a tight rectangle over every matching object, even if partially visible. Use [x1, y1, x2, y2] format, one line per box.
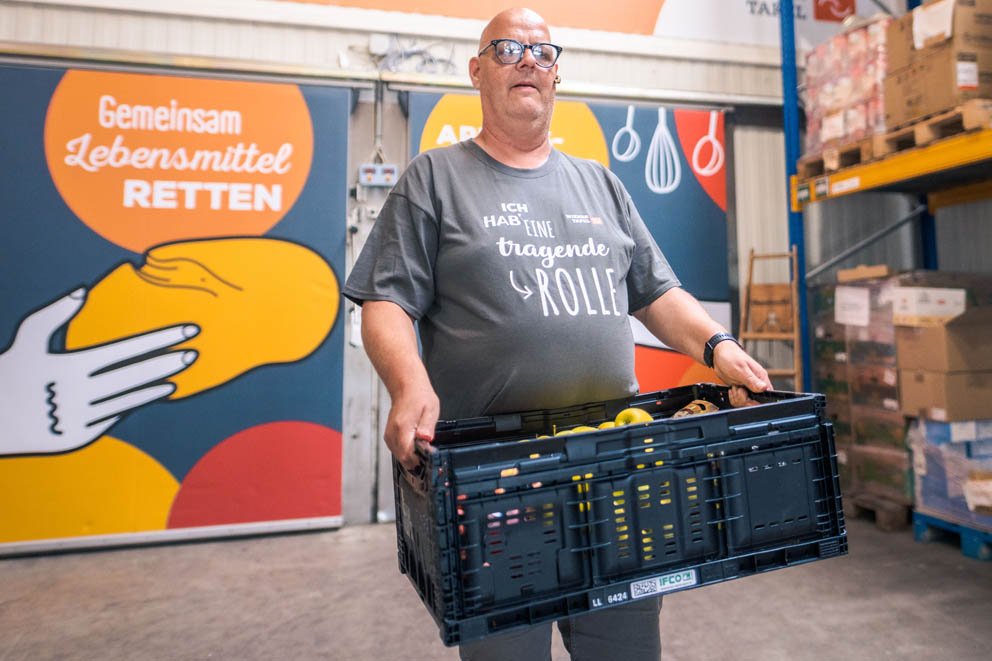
[739, 246, 802, 388]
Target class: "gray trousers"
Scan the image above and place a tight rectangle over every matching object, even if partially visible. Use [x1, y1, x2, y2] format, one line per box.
[459, 596, 662, 661]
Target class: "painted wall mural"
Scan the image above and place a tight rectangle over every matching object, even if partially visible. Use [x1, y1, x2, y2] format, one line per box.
[0, 65, 348, 546]
[274, 0, 894, 48]
[407, 91, 727, 390]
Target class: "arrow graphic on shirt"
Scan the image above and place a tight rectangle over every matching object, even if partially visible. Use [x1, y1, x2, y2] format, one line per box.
[509, 270, 533, 300]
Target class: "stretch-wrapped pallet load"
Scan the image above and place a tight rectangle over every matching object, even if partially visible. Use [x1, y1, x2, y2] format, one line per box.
[810, 283, 853, 489]
[885, 0, 992, 128]
[834, 275, 911, 505]
[910, 421, 992, 534]
[804, 14, 892, 156]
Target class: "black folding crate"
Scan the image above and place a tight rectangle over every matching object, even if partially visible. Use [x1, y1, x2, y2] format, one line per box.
[394, 383, 847, 646]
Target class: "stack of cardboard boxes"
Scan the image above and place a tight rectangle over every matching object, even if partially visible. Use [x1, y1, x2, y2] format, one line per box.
[803, 14, 892, 156]
[815, 269, 992, 534]
[811, 283, 853, 488]
[896, 274, 992, 533]
[885, 0, 992, 128]
[834, 272, 913, 505]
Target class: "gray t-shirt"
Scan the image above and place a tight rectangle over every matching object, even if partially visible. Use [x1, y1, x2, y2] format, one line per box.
[343, 140, 679, 419]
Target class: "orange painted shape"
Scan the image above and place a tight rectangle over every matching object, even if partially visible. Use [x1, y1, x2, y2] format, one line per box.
[280, 1, 665, 35]
[44, 70, 314, 254]
[673, 109, 726, 212]
[634, 344, 723, 392]
[420, 94, 609, 166]
[168, 421, 343, 528]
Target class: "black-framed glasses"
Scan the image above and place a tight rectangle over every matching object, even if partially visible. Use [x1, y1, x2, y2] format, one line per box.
[478, 39, 562, 68]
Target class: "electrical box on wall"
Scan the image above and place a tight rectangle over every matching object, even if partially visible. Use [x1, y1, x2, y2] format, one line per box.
[359, 163, 398, 187]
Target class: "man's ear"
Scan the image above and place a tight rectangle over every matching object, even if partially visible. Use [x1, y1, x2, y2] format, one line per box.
[468, 57, 481, 90]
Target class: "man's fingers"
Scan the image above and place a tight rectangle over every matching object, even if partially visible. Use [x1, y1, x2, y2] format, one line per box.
[415, 398, 440, 443]
[79, 324, 199, 370]
[15, 287, 87, 349]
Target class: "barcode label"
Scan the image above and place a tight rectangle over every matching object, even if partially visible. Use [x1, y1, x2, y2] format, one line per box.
[630, 569, 697, 598]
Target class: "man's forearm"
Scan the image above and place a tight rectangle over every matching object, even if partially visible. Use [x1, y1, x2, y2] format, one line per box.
[360, 300, 431, 398]
[632, 287, 725, 363]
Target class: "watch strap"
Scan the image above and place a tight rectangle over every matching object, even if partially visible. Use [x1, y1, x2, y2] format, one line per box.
[704, 332, 740, 368]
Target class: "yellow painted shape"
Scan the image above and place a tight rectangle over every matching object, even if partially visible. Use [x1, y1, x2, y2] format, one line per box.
[420, 94, 610, 167]
[0, 436, 178, 543]
[66, 238, 339, 398]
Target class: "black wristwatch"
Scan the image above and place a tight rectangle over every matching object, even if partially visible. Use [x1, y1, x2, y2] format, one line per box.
[703, 332, 740, 368]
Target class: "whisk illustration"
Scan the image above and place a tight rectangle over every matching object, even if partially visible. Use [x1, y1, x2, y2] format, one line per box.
[611, 105, 641, 162]
[644, 107, 681, 194]
[692, 110, 724, 177]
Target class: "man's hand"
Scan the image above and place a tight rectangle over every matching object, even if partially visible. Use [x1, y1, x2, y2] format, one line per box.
[360, 300, 442, 471]
[713, 340, 771, 400]
[384, 382, 440, 471]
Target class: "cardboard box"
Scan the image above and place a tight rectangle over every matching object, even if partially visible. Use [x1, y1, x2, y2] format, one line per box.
[895, 307, 992, 371]
[837, 264, 893, 282]
[850, 444, 913, 504]
[746, 283, 793, 333]
[900, 369, 992, 421]
[887, 11, 915, 71]
[851, 403, 907, 450]
[884, 43, 992, 127]
[889, 0, 992, 70]
[913, 0, 992, 53]
[849, 364, 900, 410]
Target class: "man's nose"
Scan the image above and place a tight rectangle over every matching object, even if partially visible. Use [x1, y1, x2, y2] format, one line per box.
[516, 47, 538, 68]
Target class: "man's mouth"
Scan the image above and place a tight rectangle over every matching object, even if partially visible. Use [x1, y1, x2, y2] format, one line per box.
[512, 82, 538, 90]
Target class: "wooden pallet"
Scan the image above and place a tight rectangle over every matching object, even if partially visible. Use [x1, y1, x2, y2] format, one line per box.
[913, 511, 992, 561]
[873, 99, 992, 158]
[822, 138, 873, 172]
[798, 138, 874, 179]
[845, 492, 911, 532]
[797, 152, 825, 179]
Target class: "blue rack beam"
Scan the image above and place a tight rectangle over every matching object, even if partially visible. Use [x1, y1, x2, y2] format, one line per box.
[778, 0, 811, 392]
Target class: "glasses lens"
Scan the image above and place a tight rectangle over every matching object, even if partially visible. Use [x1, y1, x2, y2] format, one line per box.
[496, 40, 523, 63]
[532, 44, 554, 67]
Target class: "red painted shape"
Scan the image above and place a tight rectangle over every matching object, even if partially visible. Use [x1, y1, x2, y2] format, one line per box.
[167, 421, 342, 528]
[634, 344, 723, 392]
[813, 0, 855, 23]
[673, 109, 726, 212]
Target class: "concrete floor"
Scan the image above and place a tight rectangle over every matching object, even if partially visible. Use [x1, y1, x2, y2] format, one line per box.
[1, 517, 991, 660]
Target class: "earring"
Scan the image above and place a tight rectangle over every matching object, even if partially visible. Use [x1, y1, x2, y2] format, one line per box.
[554, 75, 561, 85]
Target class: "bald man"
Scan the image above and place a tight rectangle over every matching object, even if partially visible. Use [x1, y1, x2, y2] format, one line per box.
[344, 8, 770, 660]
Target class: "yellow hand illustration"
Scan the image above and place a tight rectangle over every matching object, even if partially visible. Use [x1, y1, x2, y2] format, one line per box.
[65, 238, 339, 398]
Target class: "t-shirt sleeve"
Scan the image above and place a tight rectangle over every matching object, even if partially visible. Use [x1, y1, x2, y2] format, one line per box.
[617, 180, 681, 312]
[342, 166, 439, 320]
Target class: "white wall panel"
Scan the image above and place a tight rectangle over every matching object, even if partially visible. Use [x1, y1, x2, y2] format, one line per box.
[733, 124, 790, 287]
[2, 1, 785, 103]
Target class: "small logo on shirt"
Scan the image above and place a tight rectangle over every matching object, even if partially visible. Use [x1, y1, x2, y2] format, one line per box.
[565, 213, 603, 225]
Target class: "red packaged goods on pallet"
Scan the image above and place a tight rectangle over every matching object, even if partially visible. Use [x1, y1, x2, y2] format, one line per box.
[803, 14, 893, 155]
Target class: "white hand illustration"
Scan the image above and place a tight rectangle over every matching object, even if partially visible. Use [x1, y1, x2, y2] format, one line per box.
[0, 287, 199, 456]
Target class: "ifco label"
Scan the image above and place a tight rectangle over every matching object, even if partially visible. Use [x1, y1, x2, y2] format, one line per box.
[629, 569, 698, 599]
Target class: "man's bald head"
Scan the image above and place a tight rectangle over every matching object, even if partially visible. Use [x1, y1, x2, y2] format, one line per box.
[478, 8, 551, 51]
[469, 7, 558, 158]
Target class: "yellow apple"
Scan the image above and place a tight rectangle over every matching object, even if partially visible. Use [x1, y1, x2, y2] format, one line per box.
[598, 421, 617, 429]
[615, 407, 653, 426]
[571, 426, 597, 434]
[555, 429, 573, 436]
